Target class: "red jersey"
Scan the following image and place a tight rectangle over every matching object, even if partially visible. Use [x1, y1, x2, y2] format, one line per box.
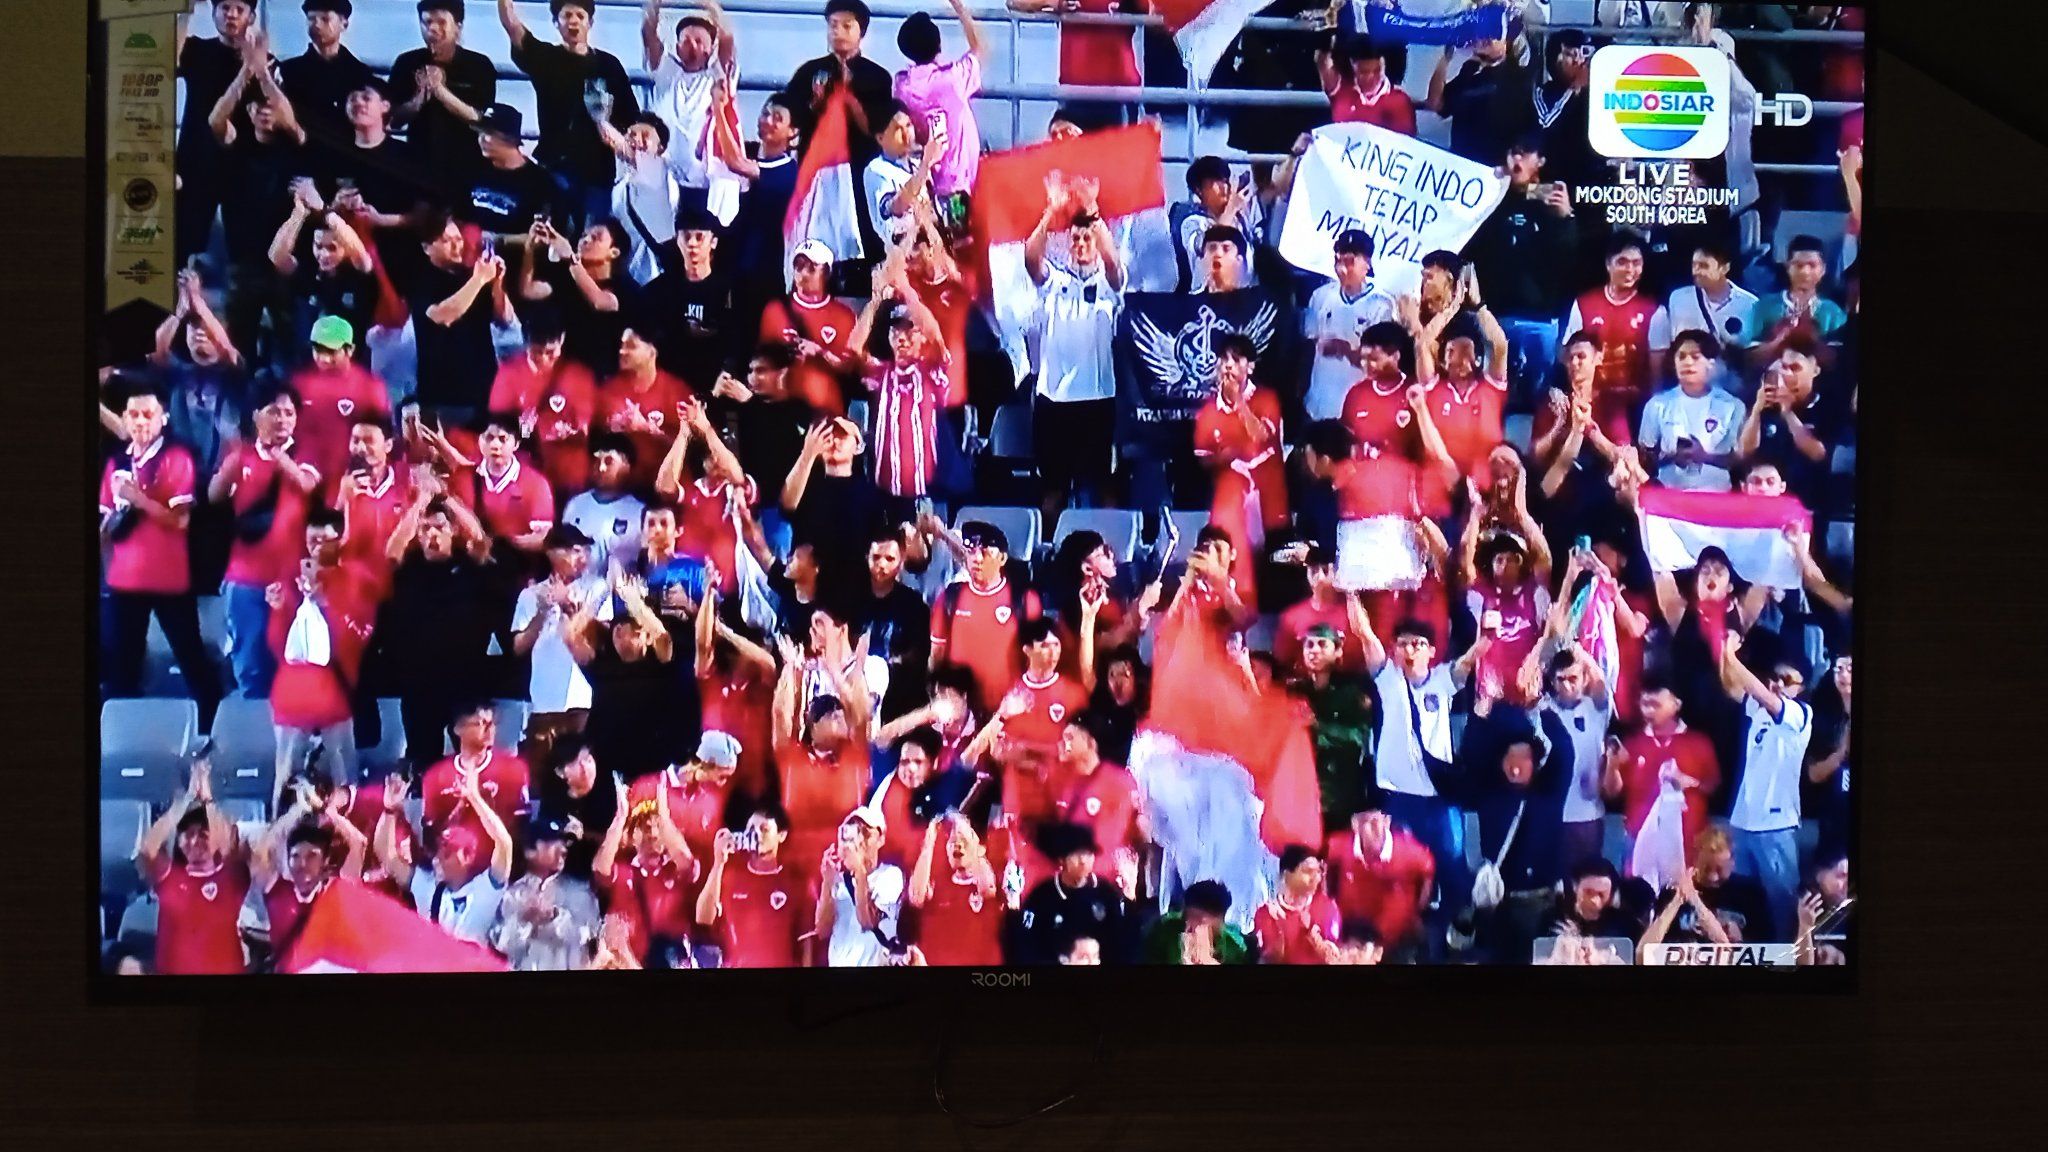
[1611, 589, 1652, 728]
[489, 352, 598, 498]
[263, 876, 328, 954]
[1341, 376, 1418, 460]
[1254, 891, 1343, 964]
[870, 773, 926, 870]
[1468, 578, 1547, 707]
[1195, 385, 1288, 535]
[421, 749, 533, 848]
[335, 466, 412, 584]
[629, 767, 729, 866]
[1570, 287, 1665, 440]
[676, 475, 755, 595]
[1428, 374, 1509, 486]
[99, 438, 197, 595]
[778, 742, 868, 844]
[1276, 594, 1366, 677]
[1330, 455, 1419, 521]
[1327, 826, 1435, 949]
[290, 362, 391, 492]
[912, 272, 973, 399]
[332, 784, 411, 900]
[914, 871, 1004, 967]
[221, 439, 321, 587]
[1058, 0, 1140, 86]
[593, 370, 692, 490]
[931, 580, 1042, 715]
[997, 670, 1090, 823]
[1051, 761, 1143, 883]
[714, 861, 805, 968]
[599, 853, 702, 958]
[266, 562, 380, 730]
[1328, 81, 1418, 135]
[1617, 725, 1721, 853]
[149, 853, 251, 974]
[473, 456, 556, 544]
[761, 294, 857, 414]
[864, 356, 954, 499]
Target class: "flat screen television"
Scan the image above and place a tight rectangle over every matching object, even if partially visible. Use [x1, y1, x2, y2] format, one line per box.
[90, 0, 1860, 981]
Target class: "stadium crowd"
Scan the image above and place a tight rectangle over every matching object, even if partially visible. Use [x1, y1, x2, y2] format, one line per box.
[98, 0, 1859, 973]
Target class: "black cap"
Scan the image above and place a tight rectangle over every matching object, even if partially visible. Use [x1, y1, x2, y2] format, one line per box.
[1333, 229, 1374, 258]
[303, 0, 354, 15]
[527, 812, 576, 844]
[474, 103, 524, 141]
[958, 520, 1008, 555]
[1304, 542, 1336, 568]
[347, 74, 391, 102]
[543, 523, 593, 551]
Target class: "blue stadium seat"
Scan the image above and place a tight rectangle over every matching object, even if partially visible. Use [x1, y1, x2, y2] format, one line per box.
[219, 798, 270, 830]
[1826, 521, 1854, 568]
[210, 697, 277, 802]
[1162, 510, 1213, 564]
[1772, 209, 1853, 270]
[953, 506, 1042, 567]
[101, 698, 198, 801]
[919, 544, 961, 606]
[116, 893, 158, 953]
[1244, 615, 1278, 655]
[100, 799, 150, 901]
[492, 700, 530, 751]
[1505, 413, 1535, 457]
[1052, 508, 1143, 563]
[847, 399, 871, 438]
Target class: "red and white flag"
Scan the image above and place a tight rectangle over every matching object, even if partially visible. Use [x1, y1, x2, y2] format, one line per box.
[277, 878, 506, 974]
[1128, 597, 1324, 928]
[1637, 488, 1813, 590]
[1152, 0, 1269, 87]
[784, 88, 867, 282]
[972, 122, 1174, 367]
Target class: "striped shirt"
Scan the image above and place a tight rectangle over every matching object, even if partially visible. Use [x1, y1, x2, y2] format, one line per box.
[864, 356, 952, 498]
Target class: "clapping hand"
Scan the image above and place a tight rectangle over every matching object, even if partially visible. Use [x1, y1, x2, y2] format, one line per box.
[1067, 176, 1101, 217]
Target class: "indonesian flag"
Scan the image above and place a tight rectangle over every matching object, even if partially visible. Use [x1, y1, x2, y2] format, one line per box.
[784, 88, 866, 282]
[1128, 598, 1323, 929]
[1637, 488, 1813, 590]
[277, 878, 505, 974]
[1153, 0, 1268, 87]
[972, 122, 1173, 375]
[702, 65, 746, 227]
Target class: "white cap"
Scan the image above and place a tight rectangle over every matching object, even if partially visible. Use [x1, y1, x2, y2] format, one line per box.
[844, 806, 887, 834]
[790, 239, 834, 268]
[694, 730, 741, 770]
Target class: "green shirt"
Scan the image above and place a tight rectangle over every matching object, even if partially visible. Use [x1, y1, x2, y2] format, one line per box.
[1143, 914, 1254, 965]
[1749, 291, 1847, 344]
[1296, 674, 1375, 830]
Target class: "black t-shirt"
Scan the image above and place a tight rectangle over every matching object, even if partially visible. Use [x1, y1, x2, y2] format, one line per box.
[726, 151, 799, 292]
[531, 257, 641, 378]
[1803, 701, 1850, 858]
[1441, 57, 1528, 166]
[1751, 391, 1838, 508]
[306, 135, 429, 224]
[791, 470, 888, 602]
[1015, 875, 1135, 965]
[457, 158, 563, 238]
[731, 394, 813, 506]
[388, 46, 499, 193]
[782, 54, 896, 159]
[641, 265, 735, 388]
[277, 46, 378, 150]
[507, 33, 640, 187]
[1690, 875, 1773, 944]
[582, 633, 699, 781]
[856, 581, 931, 721]
[177, 37, 247, 159]
[405, 261, 500, 409]
[383, 555, 497, 697]
[287, 260, 379, 366]
[221, 131, 303, 261]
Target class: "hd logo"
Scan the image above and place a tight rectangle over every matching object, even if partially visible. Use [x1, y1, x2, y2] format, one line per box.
[1589, 45, 1731, 160]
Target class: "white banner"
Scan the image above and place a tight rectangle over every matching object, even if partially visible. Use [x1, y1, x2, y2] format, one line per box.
[1279, 123, 1510, 296]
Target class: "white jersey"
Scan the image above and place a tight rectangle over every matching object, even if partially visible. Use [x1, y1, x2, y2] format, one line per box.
[409, 868, 505, 946]
[1731, 696, 1813, 833]
[1372, 661, 1458, 798]
[1667, 281, 1760, 350]
[1032, 264, 1122, 403]
[863, 154, 916, 245]
[1541, 694, 1615, 824]
[824, 863, 906, 967]
[1638, 385, 1747, 490]
[648, 54, 720, 188]
[561, 490, 646, 572]
[1302, 280, 1398, 421]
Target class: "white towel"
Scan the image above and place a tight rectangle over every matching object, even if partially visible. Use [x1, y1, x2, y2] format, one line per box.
[283, 594, 331, 667]
[1629, 765, 1689, 893]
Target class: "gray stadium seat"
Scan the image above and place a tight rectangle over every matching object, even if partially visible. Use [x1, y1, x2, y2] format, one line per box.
[1772, 209, 1852, 269]
[1163, 510, 1213, 562]
[210, 697, 277, 802]
[1052, 508, 1143, 563]
[953, 506, 1041, 566]
[360, 698, 409, 773]
[220, 799, 270, 830]
[101, 698, 198, 801]
[492, 700, 530, 751]
[100, 800, 150, 900]
[919, 544, 961, 607]
[116, 893, 158, 952]
[990, 402, 1033, 459]
[1826, 521, 1854, 567]
[1505, 413, 1535, 457]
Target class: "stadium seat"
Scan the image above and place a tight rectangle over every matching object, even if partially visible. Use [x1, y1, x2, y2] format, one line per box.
[100, 799, 150, 900]
[221, 799, 270, 830]
[1244, 615, 1278, 655]
[1051, 508, 1143, 563]
[492, 700, 530, 751]
[919, 544, 962, 606]
[1826, 521, 1854, 567]
[360, 698, 409, 773]
[101, 698, 198, 801]
[1772, 209, 1852, 268]
[953, 506, 1041, 566]
[990, 402, 1033, 459]
[210, 697, 277, 802]
[1162, 510, 1213, 562]
[976, 405, 1038, 502]
[1505, 413, 1535, 457]
[847, 399, 871, 437]
[116, 893, 158, 952]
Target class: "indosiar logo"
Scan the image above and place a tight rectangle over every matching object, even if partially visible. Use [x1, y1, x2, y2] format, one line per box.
[1589, 45, 1731, 160]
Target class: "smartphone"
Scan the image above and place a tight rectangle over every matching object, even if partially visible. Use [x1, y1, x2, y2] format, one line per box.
[1574, 534, 1592, 554]
[1481, 609, 1503, 633]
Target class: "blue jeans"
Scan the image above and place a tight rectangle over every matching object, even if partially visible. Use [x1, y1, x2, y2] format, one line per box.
[1498, 316, 1561, 413]
[222, 580, 275, 698]
[1731, 826, 1801, 942]
[1381, 791, 1468, 919]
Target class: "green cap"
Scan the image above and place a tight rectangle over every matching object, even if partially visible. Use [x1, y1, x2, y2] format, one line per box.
[309, 314, 355, 350]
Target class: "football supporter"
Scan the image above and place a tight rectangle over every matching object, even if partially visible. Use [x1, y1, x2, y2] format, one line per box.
[253, 780, 369, 959]
[1171, 159, 1258, 293]
[1414, 296, 1511, 489]
[868, 728, 973, 869]
[1290, 619, 1375, 833]
[1320, 35, 1417, 135]
[1639, 329, 1747, 491]
[510, 524, 606, 761]
[1326, 807, 1435, 961]
[1667, 241, 1759, 376]
[1049, 713, 1144, 884]
[1141, 879, 1249, 966]
[638, 1, 733, 197]
[696, 804, 807, 969]
[420, 700, 534, 850]
[1026, 173, 1124, 521]
[1193, 333, 1287, 555]
[380, 484, 498, 768]
[1737, 342, 1837, 508]
[773, 630, 874, 899]
[136, 757, 250, 975]
[1537, 641, 1615, 878]
[378, 768, 515, 946]
[1748, 235, 1849, 369]
[519, 216, 641, 378]
[566, 568, 698, 782]
[211, 381, 323, 698]
[290, 316, 392, 495]
[496, 0, 640, 226]
[410, 218, 512, 417]
[100, 380, 225, 730]
[1301, 229, 1397, 422]
[265, 509, 380, 795]
[862, 102, 945, 247]
[1563, 232, 1672, 445]
[928, 520, 1041, 714]
[642, 208, 736, 390]
[1253, 845, 1342, 965]
[592, 772, 702, 965]
[490, 812, 604, 971]
[907, 812, 1003, 967]
[1603, 679, 1722, 872]
[454, 104, 562, 240]
[846, 251, 958, 505]
[893, 1, 988, 200]
[389, 0, 498, 192]
[334, 415, 411, 579]
[468, 410, 556, 557]
[1458, 690, 1573, 963]
[488, 312, 598, 496]
[1468, 134, 1579, 406]
[1718, 634, 1815, 941]
[1014, 822, 1139, 965]
[816, 806, 908, 967]
[268, 180, 378, 367]
[560, 434, 646, 572]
